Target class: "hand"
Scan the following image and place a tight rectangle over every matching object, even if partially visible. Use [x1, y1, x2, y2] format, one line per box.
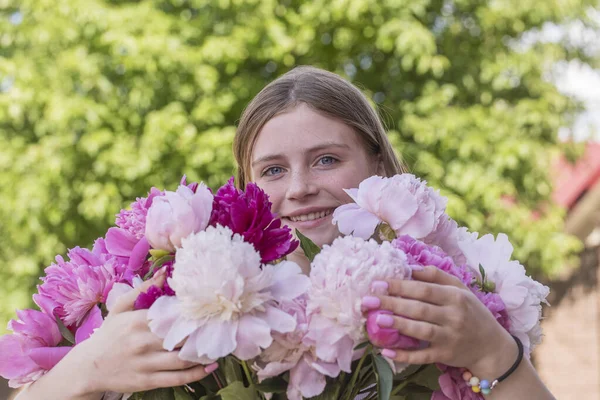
[362, 266, 517, 377]
[62, 270, 218, 396]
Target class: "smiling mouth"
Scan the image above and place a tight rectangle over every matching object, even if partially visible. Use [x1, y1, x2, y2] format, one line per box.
[285, 209, 334, 223]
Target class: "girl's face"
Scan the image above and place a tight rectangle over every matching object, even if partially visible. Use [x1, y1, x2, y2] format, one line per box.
[251, 103, 382, 248]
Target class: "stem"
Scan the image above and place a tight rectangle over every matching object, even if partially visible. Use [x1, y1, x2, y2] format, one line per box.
[212, 372, 223, 390]
[241, 360, 254, 385]
[344, 347, 371, 400]
[332, 372, 346, 399]
[390, 379, 410, 396]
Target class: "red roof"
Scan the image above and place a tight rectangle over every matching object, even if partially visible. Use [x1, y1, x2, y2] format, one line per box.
[553, 142, 600, 209]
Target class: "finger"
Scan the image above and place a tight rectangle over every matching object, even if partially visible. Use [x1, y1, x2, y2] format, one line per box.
[377, 295, 446, 325]
[143, 351, 199, 371]
[381, 347, 440, 365]
[110, 269, 167, 315]
[379, 279, 457, 306]
[149, 363, 219, 389]
[382, 314, 442, 342]
[411, 266, 467, 289]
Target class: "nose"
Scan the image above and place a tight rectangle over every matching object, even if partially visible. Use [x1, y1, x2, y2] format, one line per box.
[285, 169, 318, 200]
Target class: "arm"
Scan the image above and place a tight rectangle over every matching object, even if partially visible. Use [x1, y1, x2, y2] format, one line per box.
[366, 267, 554, 399]
[16, 273, 217, 400]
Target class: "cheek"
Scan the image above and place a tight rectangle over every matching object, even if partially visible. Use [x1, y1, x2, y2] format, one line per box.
[328, 165, 374, 201]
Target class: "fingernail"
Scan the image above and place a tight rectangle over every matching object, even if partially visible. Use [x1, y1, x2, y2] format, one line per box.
[361, 296, 381, 309]
[205, 362, 219, 373]
[376, 314, 394, 328]
[371, 281, 388, 292]
[381, 349, 397, 358]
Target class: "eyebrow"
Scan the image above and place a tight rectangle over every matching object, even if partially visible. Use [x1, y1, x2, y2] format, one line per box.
[251, 142, 351, 167]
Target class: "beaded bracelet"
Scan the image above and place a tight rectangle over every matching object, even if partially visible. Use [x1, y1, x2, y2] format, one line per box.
[461, 335, 524, 396]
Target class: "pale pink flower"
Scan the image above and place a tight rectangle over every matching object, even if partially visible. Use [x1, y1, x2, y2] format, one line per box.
[147, 225, 309, 364]
[458, 233, 549, 355]
[145, 183, 213, 252]
[423, 217, 478, 267]
[333, 174, 447, 240]
[255, 296, 338, 400]
[306, 236, 412, 373]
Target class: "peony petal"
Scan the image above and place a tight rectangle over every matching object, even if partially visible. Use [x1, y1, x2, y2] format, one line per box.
[0, 335, 39, 379]
[75, 306, 103, 344]
[32, 294, 59, 319]
[260, 306, 297, 334]
[163, 316, 198, 351]
[193, 319, 238, 361]
[291, 358, 327, 399]
[27, 347, 72, 370]
[147, 296, 182, 340]
[233, 315, 272, 360]
[105, 227, 138, 257]
[127, 237, 150, 271]
[332, 204, 380, 239]
[378, 186, 419, 234]
[268, 262, 310, 302]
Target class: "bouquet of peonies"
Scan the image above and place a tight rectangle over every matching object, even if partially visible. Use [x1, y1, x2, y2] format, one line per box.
[0, 174, 549, 400]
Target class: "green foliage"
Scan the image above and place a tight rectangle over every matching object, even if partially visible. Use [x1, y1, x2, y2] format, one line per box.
[0, 0, 593, 330]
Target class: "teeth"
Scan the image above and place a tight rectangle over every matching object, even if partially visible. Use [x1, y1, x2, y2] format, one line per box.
[289, 209, 332, 222]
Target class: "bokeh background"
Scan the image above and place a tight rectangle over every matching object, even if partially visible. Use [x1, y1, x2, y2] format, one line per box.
[1, 0, 599, 398]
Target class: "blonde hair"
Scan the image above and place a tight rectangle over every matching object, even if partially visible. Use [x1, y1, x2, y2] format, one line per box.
[233, 66, 407, 188]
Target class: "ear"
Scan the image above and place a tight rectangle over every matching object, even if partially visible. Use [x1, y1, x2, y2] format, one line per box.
[374, 155, 385, 176]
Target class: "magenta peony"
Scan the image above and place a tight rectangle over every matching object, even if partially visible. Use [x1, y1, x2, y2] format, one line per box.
[209, 178, 298, 263]
[115, 187, 163, 240]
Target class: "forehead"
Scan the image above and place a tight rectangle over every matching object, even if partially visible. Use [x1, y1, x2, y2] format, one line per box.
[252, 104, 364, 159]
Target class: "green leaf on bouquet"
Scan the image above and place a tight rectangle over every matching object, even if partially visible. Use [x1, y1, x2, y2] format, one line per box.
[253, 376, 288, 393]
[141, 388, 175, 400]
[54, 315, 75, 345]
[173, 387, 194, 400]
[353, 341, 369, 351]
[150, 249, 172, 260]
[217, 381, 260, 400]
[295, 229, 321, 262]
[144, 255, 175, 280]
[374, 355, 394, 400]
[199, 395, 221, 400]
[478, 264, 486, 282]
[220, 357, 244, 385]
[411, 365, 441, 390]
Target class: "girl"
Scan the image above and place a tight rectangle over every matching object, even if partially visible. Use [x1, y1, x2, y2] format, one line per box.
[16, 66, 554, 399]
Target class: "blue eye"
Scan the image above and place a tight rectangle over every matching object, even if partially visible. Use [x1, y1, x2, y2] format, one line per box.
[318, 156, 337, 166]
[263, 166, 284, 177]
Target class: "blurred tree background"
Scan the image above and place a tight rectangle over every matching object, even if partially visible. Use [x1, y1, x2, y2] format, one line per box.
[0, 0, 597, 331]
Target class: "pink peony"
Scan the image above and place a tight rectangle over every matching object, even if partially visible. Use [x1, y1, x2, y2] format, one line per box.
[36, 245, 123, 327]
[256, 296, 341, 400]
[458, 233, 549, 356]
[145, 183, 213, 252]
[366, 310, 420, 350]
[432, 365, 483, 400]
[115, 187, 163, 240]
[306, 236, 412, 373]
[392, 235, 473, 287]
[423, 217, 477, 267]
[147, 225, 310, 363]
[0, 307, 103, 388]
[209, 178, 298, 263]
[332, 174, 448, 240]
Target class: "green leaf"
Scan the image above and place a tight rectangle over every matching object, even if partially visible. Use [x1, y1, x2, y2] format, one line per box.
[295, 229, 321, 262]
[374, 355, 394, 400]
[478, 264, 486, 282]
[173, 387, 194, 400]
[54, 315, 75, 345]
[199, 395, 221, 400]
[220, 356, 244, 385]
[411, 365, 441, 391]
[142, 388, 175, 400]
[353, 341, 369, 351]
[217, 381, 259, 400]
[253, 376, 288, 393]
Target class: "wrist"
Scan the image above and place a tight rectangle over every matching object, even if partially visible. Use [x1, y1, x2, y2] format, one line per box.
[467, 331, 518, 380]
